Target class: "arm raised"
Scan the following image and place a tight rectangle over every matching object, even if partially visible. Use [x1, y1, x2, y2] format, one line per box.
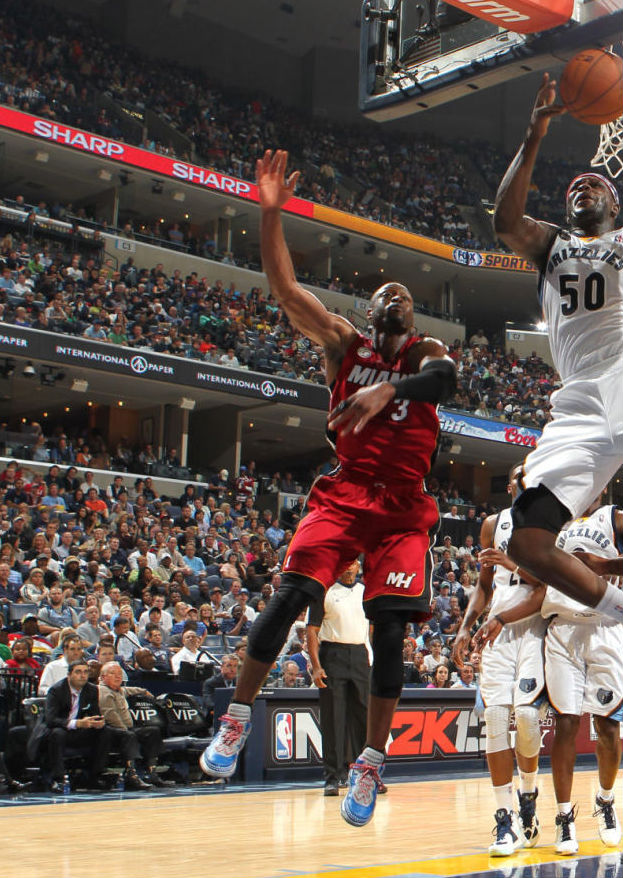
[258, 150, 356, 373]
[494, 74, 564, 269]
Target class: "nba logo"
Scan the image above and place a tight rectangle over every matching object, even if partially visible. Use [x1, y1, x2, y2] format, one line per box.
[275, 712, 293, 760]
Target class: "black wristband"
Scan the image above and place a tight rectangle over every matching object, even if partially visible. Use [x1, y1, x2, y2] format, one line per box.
[494, 614, 505, 626]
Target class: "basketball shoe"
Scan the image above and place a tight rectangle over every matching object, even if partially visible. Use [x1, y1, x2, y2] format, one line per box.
[489, 808, 526, 857]
[199, 713, 252, 778]
[594, 796, 621, 847]
[555, 807, 579, 855]
[340, 758, 385, 827]
[518, 789, 540, 847]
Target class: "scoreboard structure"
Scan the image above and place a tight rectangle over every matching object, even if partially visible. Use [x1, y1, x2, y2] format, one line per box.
[360, 0, 623, 121]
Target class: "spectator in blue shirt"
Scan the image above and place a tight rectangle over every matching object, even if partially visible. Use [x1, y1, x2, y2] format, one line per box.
[265, 518, 285, 549]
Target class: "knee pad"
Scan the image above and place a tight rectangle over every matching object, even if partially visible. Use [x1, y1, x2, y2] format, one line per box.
[370, 609, 412, 699]
[514, 704, 542, 758]
[484, 705, 511, 754]
[511, 484, 571, 535]
[247, 574, 322, 665]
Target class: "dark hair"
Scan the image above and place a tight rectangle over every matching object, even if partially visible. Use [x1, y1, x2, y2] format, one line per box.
[182, 620, 198, 632]
[67, 659, 89, 673]
[145, 622, 161, 634]
[62, 635, 81, 650]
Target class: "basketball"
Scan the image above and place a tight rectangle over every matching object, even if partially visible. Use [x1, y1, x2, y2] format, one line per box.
[559, 48, 623, 125]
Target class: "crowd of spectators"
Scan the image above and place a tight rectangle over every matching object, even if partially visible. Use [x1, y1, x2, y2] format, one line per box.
[0, 225, 557, 429]
[0, 0, 482, 248]
[0, 0, 595, 261]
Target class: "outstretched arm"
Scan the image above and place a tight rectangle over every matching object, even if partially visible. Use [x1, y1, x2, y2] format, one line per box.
[258, 150, 355, 379]
[494, 74, 565, 268]
[451, 515, 496, 668]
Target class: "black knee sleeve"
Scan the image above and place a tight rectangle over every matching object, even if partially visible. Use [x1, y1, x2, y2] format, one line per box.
[370, 609, 413, 699]
[246, 574, 323, 665]
[512, 484, 571, 535]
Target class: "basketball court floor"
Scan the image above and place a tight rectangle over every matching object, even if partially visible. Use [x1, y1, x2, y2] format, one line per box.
[3, 766, 621, 877]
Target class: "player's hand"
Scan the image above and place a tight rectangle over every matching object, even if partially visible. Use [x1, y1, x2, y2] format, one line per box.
[479, 547, 515, 571]
[573, 551, 613, 577]
[451, 629, 471, 668]
[256, 150, 301, 211]
[327, 382, 396, 435]
[312, 666, 328, 688]
[529, 73, 566, 140]
[473, 618, 502, 651]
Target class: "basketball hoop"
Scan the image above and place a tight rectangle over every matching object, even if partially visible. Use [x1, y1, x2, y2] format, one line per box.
[591, 43, 623, 180]
[590, 115, 623, 180]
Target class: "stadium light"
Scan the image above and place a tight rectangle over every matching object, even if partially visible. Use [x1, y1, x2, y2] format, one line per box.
[179, 397, 196, 411]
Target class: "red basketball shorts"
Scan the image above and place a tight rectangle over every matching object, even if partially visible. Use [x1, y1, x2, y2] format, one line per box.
[282, 470, 439, 620]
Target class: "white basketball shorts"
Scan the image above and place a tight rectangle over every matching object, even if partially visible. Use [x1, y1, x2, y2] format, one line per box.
[521, 362, 623, 520]
[545, 617, 623, 719]
[480, 615, 547, 708]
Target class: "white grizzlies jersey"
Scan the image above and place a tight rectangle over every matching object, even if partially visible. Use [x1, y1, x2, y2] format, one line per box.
[541, 505, 622, 622]
[540, 228, 623, 382]
[488, 508, 538, 618]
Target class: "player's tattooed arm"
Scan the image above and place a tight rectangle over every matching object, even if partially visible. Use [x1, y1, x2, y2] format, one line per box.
[494, 74, 564, 269]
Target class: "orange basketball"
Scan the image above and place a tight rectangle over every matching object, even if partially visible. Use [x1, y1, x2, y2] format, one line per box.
[559, 48, 623, 125]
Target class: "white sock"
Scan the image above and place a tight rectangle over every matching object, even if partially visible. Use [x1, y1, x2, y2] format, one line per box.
[360, 746, 384, 766]
[493, 782, 514, 813]
[598, 786, 615, 803]
[557, 801, 573, 815]
[227, 702, 252, 722]
[596, 583, 623, 623]
[519, 769, 538, 794]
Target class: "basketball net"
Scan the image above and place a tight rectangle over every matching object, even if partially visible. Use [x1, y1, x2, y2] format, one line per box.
[590, 44, 623, 180]
[591, 116, 623, 179]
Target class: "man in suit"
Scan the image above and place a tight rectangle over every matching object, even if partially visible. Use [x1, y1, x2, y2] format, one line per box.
[98, 661, 172, 789]
[202, 654, 239, 728]
[44, 659, 112, 791]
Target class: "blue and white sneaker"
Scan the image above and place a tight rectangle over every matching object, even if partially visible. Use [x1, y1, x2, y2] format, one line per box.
[199, 714, 252, 778]
[340, 758, 385, 827]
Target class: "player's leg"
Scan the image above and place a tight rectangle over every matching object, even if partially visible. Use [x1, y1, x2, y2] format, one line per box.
[583, 622, 623, 847]
[341, 608, 410, 826]
[513, 618, 547, 846]
[200, 573, 322, 777]
[552, 714, 581, 855]
[593, 715, 622, 847]
[480, 630, 525, 856]
[200, 483, 360, 778]
[510, 392, 623, 619]
[547, 621, 584, 855]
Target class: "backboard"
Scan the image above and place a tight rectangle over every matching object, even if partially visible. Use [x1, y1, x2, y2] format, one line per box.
[359, 0, 623, 121]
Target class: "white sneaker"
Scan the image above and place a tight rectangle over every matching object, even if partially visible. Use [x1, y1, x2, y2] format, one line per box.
[489, 808, 526, 857]
[555, 807, 579, 856]
[594, 796, 622, 847]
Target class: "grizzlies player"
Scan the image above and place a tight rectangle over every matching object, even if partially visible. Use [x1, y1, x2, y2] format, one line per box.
[543, 501, 623, 855]
[494, 74, 623, 621]
[454, 466, 546, 856]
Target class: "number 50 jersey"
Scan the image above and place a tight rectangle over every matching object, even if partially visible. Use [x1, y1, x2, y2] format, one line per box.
[329, 333, 440, 485]
[540, 228, 623, 382]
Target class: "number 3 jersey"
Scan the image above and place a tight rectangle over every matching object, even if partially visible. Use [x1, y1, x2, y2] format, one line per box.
[540, 228, 623, 382]
[329, 333, 439, 484]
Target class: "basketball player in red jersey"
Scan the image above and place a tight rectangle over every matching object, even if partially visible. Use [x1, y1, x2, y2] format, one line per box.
[200, 150, 456, 827]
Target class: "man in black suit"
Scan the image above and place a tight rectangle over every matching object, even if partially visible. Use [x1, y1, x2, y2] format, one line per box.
[44, 659, 112, 791]
[202, 654, 239, 728]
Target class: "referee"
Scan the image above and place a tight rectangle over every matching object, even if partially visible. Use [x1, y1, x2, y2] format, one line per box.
[307, 560, 371, 796]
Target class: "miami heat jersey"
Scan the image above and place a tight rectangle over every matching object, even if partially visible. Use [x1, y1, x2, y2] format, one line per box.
[489, 508, 538, 618]
[540, 229, 623, 382]
[541, 505, 622, 622]
[330, 334, 439, 483]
